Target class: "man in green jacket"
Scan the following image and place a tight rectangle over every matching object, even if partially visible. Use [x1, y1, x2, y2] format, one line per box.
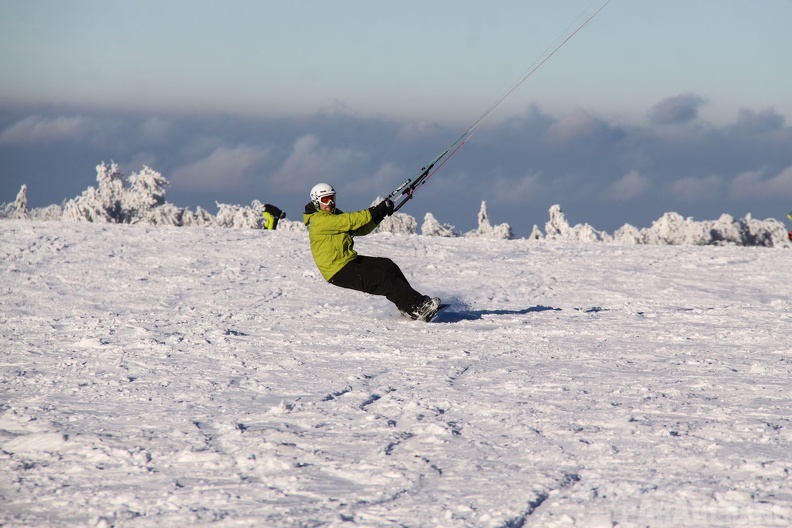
[303, 182, 441, 321]
[262, 203, 286, 230]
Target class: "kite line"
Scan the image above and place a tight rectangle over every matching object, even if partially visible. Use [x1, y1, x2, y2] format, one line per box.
[387, 0, 612, 212]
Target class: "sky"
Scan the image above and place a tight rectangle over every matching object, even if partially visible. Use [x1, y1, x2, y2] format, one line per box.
[3, 221, 791, 526]
[1, 0, 792, 235]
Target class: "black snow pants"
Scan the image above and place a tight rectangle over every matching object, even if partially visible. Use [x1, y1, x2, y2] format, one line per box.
[329, 255, 424, 313]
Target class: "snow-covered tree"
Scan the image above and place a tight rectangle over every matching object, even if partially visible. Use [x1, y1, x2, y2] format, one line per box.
[736, 213, 788, 247]
[63, 163, 186, 225]
[63, 186, 111, 223]
[63, 163, 125, 223]
[96, 162, 126, 221]
[466, 201, 512, 239]
[0, 202, 13, 218]
[376, 212, 418, 235]
[544, 204, 609, 242]
[139, 203, 185, 225]
[421, 212, 458, 237]
[642, 212, 707, 245]
[181, 206, 216, 227]
[29, 204, 64, 221]
[274, 219, 307, 232]
[611, 211, 789, 247]
[214, 202, 263, 229]
[368, 198, 418, 235]
[12, 184, 28, 219]
[122, 166, 168, 222]
[527, 225, 544, 240]
[612, 223, 644, 244]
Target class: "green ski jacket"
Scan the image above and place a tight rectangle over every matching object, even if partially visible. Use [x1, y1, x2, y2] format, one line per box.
[303, 204, 377, 281]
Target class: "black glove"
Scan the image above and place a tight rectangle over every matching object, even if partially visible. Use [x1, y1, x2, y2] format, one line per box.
[369, 199, 394, 225]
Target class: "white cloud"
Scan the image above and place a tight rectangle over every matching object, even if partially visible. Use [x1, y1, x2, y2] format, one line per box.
[729, 165, 792, 200]
[670, 175, 723, 202]
[544, 110, 608, 145]
[170, 145, 269, 192]
[269, 134, 367, 193]
[0, 115, 98, 144]
[602, 170, 649, 201]
[138, 117, 172, 144]
[487, 172, 542, 205]
[648, 94, 706, 124]
[363, 162, 404, 196]
[733, 107, 785, 133]
[396, 121, 445, 142]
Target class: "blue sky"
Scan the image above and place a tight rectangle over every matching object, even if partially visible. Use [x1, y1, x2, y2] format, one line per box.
[2, 0, 791, 235]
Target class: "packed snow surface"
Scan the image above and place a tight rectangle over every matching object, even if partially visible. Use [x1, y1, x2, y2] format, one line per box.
[1, 221, 790, 527]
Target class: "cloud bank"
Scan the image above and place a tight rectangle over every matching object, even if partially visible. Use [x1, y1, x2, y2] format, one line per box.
[1, 94, 791, 236]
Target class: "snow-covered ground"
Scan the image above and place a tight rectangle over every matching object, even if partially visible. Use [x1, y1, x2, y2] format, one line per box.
[1, 221, 790, 527]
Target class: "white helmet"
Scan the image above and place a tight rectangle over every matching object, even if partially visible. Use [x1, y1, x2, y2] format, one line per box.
[310, 183, 335, 208]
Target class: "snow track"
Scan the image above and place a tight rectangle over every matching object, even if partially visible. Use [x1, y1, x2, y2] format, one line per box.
[1, 221, 790, 527]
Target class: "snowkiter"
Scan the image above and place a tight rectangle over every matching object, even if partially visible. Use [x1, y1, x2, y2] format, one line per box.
[262, 203, 286, 230]
[788, 211, 792, 241]
[303, 183, 440, 320]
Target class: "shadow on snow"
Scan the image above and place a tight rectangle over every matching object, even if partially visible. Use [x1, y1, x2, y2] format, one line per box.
[436, 305, 561, 323]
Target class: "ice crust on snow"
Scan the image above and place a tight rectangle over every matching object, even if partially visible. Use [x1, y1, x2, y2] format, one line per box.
[2, 162, 791, 247]
[1, 220, 791, 527]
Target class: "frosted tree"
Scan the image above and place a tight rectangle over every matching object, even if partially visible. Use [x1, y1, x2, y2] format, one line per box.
[62, 163, 188, 225]
[181, 206, 216, 227]
[369, 198, 418, 235]
[123, 166, 168, 222]
[642, 212, 710, 245]
[141, 203, 186, 225]
[705, 214, 743, 245]
[376, 213, 418, 235]
[273, 219, 307, 232]
[544, 204, 608, 242]
[543, 205, 570, 240]
[0, 202, 13, 218]
[527, 225, 544, 240]
[421, 212, 458, 237]
[63, 186, 109, 223]
[630, 211, 790, 247]
[612, 223, 644, 244]
[12, 184, 28, 219]
[735, 213, 788, 247]
[214, 202, 263, 229]
[63, 162, 124, 223]
[96, 162, 126, 221]
[28, 204, 64, 221]
[466, 201, 512, 239]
